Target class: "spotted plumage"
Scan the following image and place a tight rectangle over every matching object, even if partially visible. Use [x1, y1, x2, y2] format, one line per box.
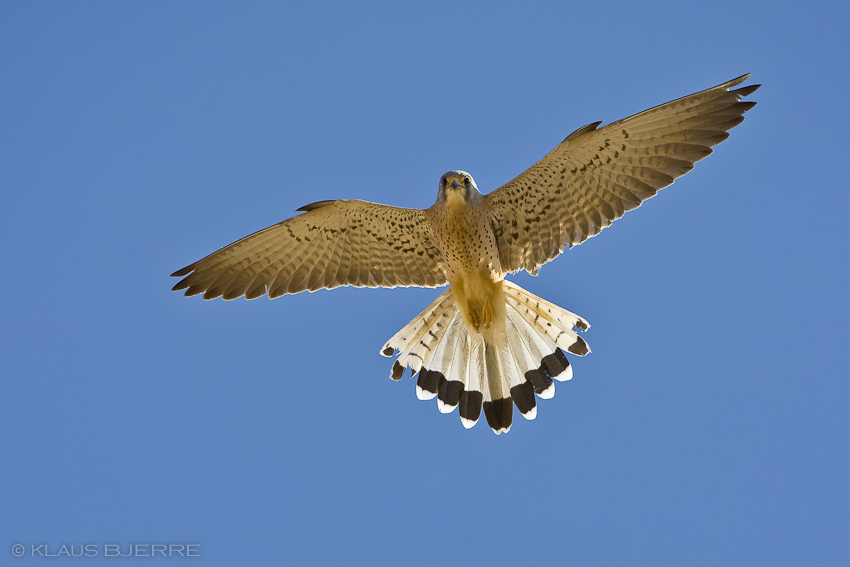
[172, 75, 759, 434]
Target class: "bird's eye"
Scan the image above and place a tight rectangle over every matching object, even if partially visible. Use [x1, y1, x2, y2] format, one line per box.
[440, 178, 447, 189]
[463, 177, 471, 188]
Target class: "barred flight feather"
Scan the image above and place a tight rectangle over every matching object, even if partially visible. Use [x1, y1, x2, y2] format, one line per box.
[381, 281, 589, 434]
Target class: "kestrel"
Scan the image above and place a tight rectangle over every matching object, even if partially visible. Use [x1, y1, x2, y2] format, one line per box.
[172, 75, 759, 434]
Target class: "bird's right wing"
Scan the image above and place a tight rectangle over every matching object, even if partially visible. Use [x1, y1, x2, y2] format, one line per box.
[172, 199, 447, 300]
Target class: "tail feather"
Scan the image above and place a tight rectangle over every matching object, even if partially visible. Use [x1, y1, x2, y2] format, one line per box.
[503, 320, 542, 417]
[434, 315, 465, 413]
[503, 280, 591, 356]
[438, 319, 473, 421]
[460, 335, 485, 428]
[381, 280, 589, 434]
[504, 309, 557, 397]
[482, 342, 512, 434]
[381, 289, 457, 375]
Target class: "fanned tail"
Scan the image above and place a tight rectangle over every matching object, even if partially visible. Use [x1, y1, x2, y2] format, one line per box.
[381, 281, 590, 434]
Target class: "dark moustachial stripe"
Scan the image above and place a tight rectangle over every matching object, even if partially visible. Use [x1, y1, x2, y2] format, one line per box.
[510, 382, 536, 416]
[458, 390, 483, 423]
[483, 398, 513, 432]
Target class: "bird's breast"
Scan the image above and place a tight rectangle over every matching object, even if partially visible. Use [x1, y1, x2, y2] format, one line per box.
[429, 205, 501, 280]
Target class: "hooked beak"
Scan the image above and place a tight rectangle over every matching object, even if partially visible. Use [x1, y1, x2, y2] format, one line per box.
[446, 176, 464, 191]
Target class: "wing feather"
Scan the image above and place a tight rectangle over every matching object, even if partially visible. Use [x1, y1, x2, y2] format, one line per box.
[487, 75, 759, 274]
[172, 200, 447, 299]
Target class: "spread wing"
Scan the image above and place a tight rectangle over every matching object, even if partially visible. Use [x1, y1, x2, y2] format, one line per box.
[486, 74, 759, 275]
[171, 199, 447, 300]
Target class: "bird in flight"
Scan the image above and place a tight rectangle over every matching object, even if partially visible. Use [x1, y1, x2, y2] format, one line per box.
[172, 74, 759, 434]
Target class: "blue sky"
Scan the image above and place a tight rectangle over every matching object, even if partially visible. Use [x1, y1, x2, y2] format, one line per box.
[2, 1, 848, 565]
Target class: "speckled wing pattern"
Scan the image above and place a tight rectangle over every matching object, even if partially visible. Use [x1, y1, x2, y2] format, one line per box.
[487, 74, 759, 275]
[171, 199, 447, 300]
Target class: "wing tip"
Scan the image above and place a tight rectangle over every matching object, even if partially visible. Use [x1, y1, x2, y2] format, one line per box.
[725, 74, 760, 98]
[727, 73, 751, 86]
[171, 265, 194, 278]
[734, 84, 761, 99]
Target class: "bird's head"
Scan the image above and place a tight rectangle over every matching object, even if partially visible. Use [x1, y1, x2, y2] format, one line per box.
[437, 170, 481, 209]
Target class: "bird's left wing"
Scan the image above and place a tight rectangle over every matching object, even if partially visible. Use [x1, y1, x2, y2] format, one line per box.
[486, 74, 759, 275]
[172, 199, 447, 300]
